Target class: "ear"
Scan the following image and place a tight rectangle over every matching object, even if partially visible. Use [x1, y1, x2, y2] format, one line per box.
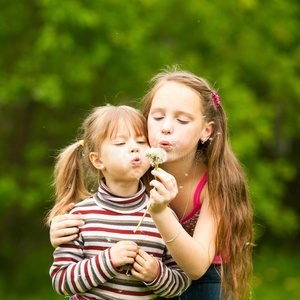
[200, 121, 215, 143]
[89, 152, 105, 170]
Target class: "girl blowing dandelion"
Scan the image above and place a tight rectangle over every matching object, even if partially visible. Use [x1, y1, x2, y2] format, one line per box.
[47, 105, 191, 300]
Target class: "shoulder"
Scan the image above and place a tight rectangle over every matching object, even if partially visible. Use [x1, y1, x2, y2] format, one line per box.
[69, 196, 97, 214]
[199, 181, 209, 205]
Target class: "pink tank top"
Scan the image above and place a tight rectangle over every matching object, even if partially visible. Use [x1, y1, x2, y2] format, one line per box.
[179, 173, 221, 264]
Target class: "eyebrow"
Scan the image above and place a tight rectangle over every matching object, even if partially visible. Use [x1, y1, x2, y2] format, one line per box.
[111, 133, 146, 140]
[150, 108, 194, 118]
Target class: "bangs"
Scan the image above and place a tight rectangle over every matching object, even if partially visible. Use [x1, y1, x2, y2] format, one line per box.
[104, 106, 146, 139]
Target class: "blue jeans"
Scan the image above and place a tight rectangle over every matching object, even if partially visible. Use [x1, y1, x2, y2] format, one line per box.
[157, 265, 226, 300]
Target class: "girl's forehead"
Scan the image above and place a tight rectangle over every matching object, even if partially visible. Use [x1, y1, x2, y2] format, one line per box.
[151, 81, 202, 113]
[108, 119, 146, 139]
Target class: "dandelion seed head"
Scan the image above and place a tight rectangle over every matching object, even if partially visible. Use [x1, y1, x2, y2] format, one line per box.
[145, 148, 167, 167]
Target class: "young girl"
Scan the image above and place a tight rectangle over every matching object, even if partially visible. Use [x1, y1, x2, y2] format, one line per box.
[47, 105, 191, 300]
[50, 69, 253, 300]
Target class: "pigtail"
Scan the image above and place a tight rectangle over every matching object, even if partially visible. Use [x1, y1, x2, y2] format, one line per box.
[46, 141, 90, 226]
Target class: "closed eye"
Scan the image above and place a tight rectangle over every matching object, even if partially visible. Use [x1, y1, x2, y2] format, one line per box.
[153, 117, 164, 121]
[177, 119, 189, 124]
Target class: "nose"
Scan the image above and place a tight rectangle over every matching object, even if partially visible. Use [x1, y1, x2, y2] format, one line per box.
[161, 118, 173, 134]
[129, 141, 140, 153]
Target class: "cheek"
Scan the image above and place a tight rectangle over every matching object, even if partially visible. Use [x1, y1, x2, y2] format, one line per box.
[105, 148, 125, 163]
[147, 121, 157, 146]
[179, 132, 201, 151]
[143, 160, 151, 170]
[148, 134, 155, 147]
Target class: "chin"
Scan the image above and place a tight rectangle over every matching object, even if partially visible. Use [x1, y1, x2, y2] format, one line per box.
[130, 171, 144, 180]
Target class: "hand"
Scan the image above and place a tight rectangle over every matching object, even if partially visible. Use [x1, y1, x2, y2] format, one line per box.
[131, 248, 159, 282]
[149, 168, 178, 213]
[50, 203, 85, 248]
[110, 241, 139, 268]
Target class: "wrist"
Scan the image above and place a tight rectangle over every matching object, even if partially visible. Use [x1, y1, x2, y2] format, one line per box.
[149, 205, 169, 218]
[108, 248, 122, 273]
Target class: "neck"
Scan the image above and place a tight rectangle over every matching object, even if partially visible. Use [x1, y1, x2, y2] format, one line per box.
[162, 156, 207, 185]
[104, 179, 140, 197]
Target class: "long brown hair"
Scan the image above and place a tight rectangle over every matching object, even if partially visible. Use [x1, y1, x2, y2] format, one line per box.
[142, 67, 253, 300]
[47, 105, 148, 226]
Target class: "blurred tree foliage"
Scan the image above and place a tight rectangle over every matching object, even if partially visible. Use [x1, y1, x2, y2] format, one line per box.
[0, 0, 299, 298]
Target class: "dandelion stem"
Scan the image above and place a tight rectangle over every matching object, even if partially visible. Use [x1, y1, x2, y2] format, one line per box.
[126, 265, 131, 275]
[133, 164, 158, 233]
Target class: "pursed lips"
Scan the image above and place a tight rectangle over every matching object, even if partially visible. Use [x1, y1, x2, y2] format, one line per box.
[159, 140, 171, 150]
[131, 156, 142, 165]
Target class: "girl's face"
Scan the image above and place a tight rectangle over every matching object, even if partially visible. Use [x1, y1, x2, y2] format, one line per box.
[147, 81, 206, 163]
[91, 124, 150, 183]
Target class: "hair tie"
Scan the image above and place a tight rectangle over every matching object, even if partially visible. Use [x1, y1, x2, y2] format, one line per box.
[212, 91, 221, 108]
[79, 140, 85, 147]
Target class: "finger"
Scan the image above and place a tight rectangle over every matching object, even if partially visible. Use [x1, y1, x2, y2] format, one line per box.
[52, 213, 85, 224]
[126, 250, 139, 259]
[149, 178, 162, 188]
[130, 267, 143, 280]
[149, 188, 164, 202]
[135, 253, 146, 265]
[56, 227, 80, 238]
[150, 180, 169, 195]
[151, 170, 177, 189]
[137, 248, 150, 260]
[133, 256, 145, 271]
[52, 234, 78, 247]
[121, 241, 139, 250]
[51, 219, 85, 232]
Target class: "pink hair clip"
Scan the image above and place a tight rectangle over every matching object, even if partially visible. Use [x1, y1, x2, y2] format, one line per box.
[212, 91, 221, 108]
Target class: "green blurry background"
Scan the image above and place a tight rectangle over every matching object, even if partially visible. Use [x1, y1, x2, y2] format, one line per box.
[0, 0, 299, 299]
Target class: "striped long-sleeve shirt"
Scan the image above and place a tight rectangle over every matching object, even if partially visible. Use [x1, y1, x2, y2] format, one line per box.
[50, 181, 191, 300]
